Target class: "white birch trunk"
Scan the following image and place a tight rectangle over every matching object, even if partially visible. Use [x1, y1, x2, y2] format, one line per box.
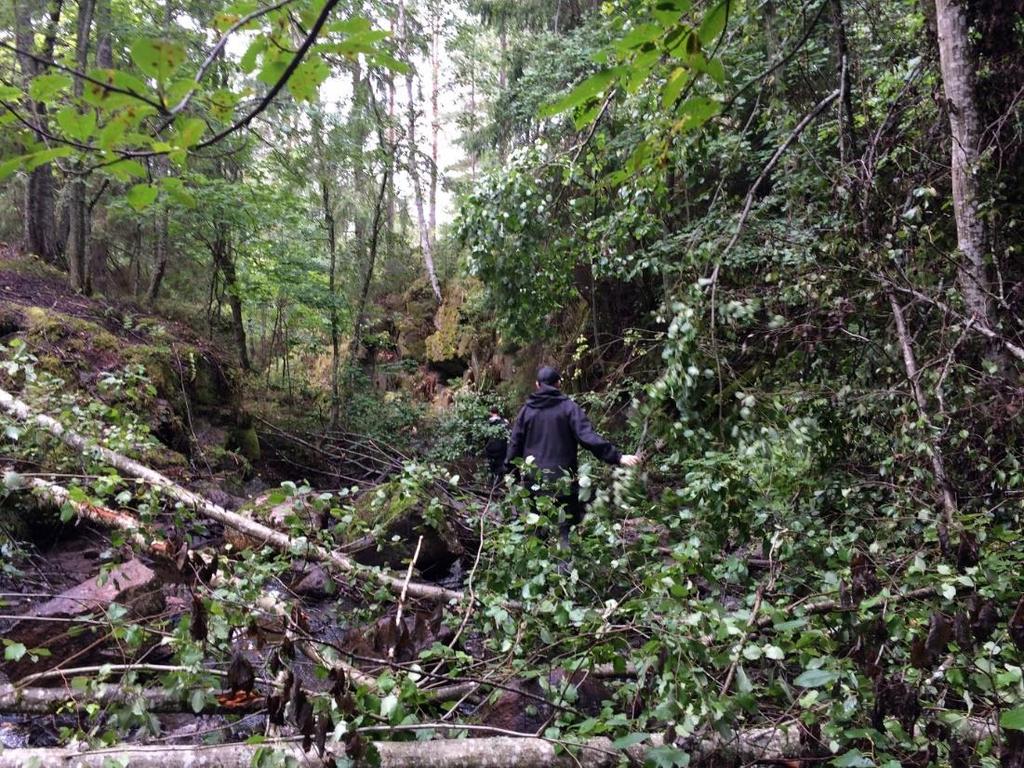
[398, 0, 442, 302]
[933, 0, 993, 326]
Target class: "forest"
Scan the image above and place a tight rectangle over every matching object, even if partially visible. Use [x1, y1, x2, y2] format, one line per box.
[0, 0, 1022, 765]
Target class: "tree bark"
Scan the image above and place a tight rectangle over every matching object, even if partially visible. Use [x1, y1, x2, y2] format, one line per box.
[399, 0, 442, 303]
[0, 387, 463, 603]
[209, 234, 251, 371]
[429, 10, 441, 249]
[66, 0, 96, 294]
[323, 176, 341, 427]
[14, 0, 62, 264]
[6, 471, 159, 554]
[145, 201, 170, 305]
[0, 684, 259, 715]
[0, 719, 997, 768]
[87, 0, 112, 290]
[349, 166, 391, 372]
[888, 292, 959, 531]
[933, 0, 993, 326]
[830, 0, 857, 165]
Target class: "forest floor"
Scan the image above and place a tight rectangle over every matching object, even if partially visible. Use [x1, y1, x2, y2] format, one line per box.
[0, 248, 486, 754]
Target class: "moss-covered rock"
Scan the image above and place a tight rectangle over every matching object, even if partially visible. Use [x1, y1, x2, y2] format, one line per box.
[425, 279, 491, 378]
[228, 421, 261, 463]
[396, 278, 438, 360]
[347, 478, 465, 578]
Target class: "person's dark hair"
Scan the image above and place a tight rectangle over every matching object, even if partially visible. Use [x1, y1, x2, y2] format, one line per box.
[489, 406, 500, 415]
[536, 365, 561, 386]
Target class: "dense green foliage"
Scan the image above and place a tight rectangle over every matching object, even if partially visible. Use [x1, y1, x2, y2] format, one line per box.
[2, 0, 1024, 766]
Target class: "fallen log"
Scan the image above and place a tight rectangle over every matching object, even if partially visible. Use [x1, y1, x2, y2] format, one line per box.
[0, 716, 997, 767]
[0, 387, 462, 604]
[4, 471, 163, 555]
[0, 734, 643, 768]
[0, 684, 261, 715]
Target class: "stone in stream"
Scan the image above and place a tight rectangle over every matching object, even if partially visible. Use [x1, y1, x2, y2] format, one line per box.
[1, 558, 163, 680]
[479, 669, 611, 735]
[292, 564, 330, 598]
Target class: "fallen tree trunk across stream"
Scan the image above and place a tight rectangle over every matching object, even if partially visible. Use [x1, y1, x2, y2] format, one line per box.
[0, 387, 463, 603]
[0, 715, 998, 767]
[5, 471, 161, 554]
[0, 684, 260, 715]
[0, 730, 764, 767]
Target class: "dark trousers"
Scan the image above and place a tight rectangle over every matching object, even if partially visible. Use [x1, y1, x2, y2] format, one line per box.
[529, 480, 583, 544]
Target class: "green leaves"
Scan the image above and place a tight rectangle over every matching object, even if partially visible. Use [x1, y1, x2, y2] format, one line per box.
[676, 95, 719, 129]
[0, 146, 77, 181]
[832, 750, 874, 768]
[130, 38, 186, 84]
[645, 745, 690, 768]
[56, 106, 97, 141]
[3, 640, 27, 661]
[611, 732, 648, 749]
[1001, 707, 1024, 731]
[240, 38, 266, 74]
[537, 0, 726, 132]
[83, 69, 153, 108]
[175, 117, 206, 148]
[29, 73, 73, 102]
[662, 66, 689, 109]
[104, 158, 148, 181]
[698, 1, 729, 47]
[287, 55, 331, 102]
[539, 68, 623, 120]
[793, 668, 838, 688]
[126, 183, 159, 211]
[160, 176, 197, 208]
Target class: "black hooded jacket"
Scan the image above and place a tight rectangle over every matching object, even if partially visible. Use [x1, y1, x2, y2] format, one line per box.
[504, 385, 622, 475]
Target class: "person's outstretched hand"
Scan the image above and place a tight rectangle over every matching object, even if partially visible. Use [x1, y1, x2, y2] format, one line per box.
[619, 453, 642, 468]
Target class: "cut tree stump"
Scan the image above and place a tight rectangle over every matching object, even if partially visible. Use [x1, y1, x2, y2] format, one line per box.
[1, 558, 162, 679]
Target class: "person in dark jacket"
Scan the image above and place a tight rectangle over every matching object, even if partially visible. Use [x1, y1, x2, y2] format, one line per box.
[505, 366, 640, 546]
[483, 407, 509, 484]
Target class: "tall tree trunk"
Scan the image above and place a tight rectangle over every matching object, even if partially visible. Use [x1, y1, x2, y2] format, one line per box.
[830, 0, 857, 165]
[349, 167, 391, 373]
[212, 235, 251, 371]
[145, 199, 169, 305]
[14, 0, 62, 264]
[498, 18, 507, 90]
[88, 0, 112, 290]
[324, 181, 340, 427]
[933, 0, 993, 327]
[428, 12, 440, 249]
[66, 0, 96, 293]
[386, 16, 398, 265]
[399, 0, 442, 302]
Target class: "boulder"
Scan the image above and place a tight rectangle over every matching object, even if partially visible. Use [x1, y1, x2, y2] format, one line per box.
[1, 558, 163, 680]
[478, 669, 611, 734]
[292, 564, 331, 598]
